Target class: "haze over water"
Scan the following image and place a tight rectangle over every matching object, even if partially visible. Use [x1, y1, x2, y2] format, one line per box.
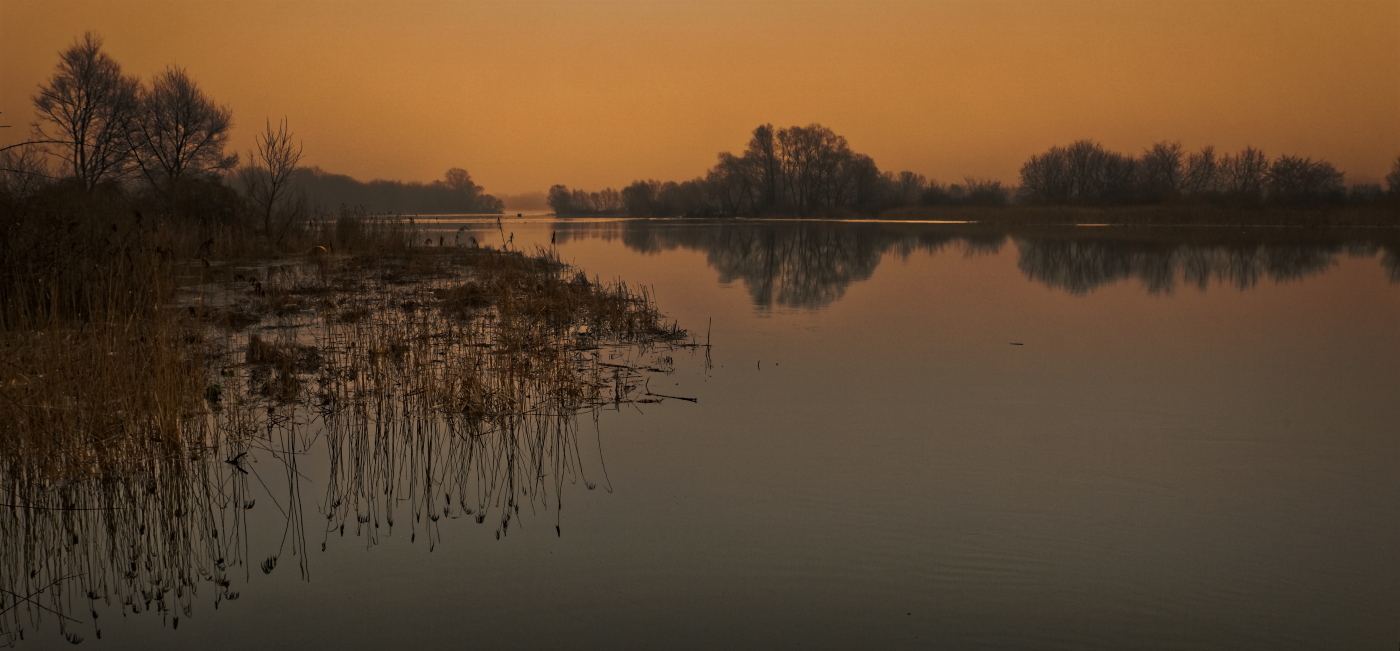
[22, 219, 1395, 650]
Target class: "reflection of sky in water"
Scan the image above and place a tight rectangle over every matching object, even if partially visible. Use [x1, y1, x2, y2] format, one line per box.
[542, 220, 1400, 308]
[9, 220, 1400, 650]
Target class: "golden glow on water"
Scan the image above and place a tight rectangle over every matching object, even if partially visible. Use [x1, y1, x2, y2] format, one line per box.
[0, 218, 1396, 646]
[3, 0, 1397, 192]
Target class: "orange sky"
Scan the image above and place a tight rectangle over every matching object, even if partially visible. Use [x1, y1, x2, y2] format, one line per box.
[2, 0, 1397, 193]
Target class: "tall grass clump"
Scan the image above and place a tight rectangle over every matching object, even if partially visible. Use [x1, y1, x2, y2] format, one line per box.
[2, 209, 696, 643]
[0, 192, 212, 481]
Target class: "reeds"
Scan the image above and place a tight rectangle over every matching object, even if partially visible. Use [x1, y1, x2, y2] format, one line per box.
[1, 221, 694, 644]
[0, 203, 213, 483]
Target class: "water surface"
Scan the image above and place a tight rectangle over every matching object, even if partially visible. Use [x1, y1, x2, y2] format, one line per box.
[14, 219, 1400, 650]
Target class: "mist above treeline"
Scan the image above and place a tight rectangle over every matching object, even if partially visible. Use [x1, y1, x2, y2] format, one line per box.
[548, 124, 1400, 218]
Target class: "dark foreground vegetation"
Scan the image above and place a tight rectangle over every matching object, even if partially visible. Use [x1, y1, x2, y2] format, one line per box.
[0, 223, 694, 644]
[1, 31, 499, 241]
[549, 124, 1400, 222]
[0, 33, 691, 645]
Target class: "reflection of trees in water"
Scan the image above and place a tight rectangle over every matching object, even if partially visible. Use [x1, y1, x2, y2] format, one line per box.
[559, 221, 1004, 310]
[700, 225, 886, 308]
[556, 220, 1397, 303]
[1, 253, 689, 645]
[1013, 239, 1349, 294]
[1341, 241, 1400, 284]
[1382, 247, 1400, 283]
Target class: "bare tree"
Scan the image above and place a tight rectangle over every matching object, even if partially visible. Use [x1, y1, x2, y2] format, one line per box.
[31, 32, 141, 191]
[1266, 155, 1344, 205]
[839, 153, 882, 211]
[240, 118, 303, 238]
[1386, 154, 1400, 197]
[129, 66, 237, 192]
[891, 171, 927, 205]
[0, 144, 51, 202]
[592, 187, 623, 212]
[1219, 147, 1269, 202]
[705, 153, 755, 215]
[1183, 146, 1220, 196]
[961, 177, 1009, 206]
[776, 124, 852, 214]
[1139, 141, 1184, 201]
[1019, 148, 1072, 204]
[1019, 140, 1135, 204]
[746, 125, 781, 212]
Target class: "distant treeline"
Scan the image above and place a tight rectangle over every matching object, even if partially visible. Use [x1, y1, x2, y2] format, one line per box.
[549, 124, 1400, 217]
[1018, 140, 1394, 207]
[297, 166, 504, 215]
[551, 123, 999, 217]
[1, 30, 509, 248]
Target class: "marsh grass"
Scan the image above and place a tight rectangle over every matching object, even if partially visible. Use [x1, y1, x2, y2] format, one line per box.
[1, 217, 694, 644]
[0, 205, 213, 484]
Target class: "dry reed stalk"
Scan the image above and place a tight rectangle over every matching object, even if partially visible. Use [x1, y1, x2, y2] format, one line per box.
[2, 230, 695, 643]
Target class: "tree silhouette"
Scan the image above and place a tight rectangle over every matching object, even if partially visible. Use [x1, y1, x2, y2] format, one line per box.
[1386, 155, 1400, 197]
[129, 66, 237, 192]
[241, 118, 303, 238]
[1018, 140, 1136, 204]
[1219, 147, 1269, 203]
[0, 144, 50, 202]
[1138, 141, 1185, 202]
[31, 32, 141, 191]
[1266, 155, 1344, 205]
[1183, 146, 1220, 196]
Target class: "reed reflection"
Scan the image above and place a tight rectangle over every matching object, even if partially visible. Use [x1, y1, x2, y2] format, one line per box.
[556, 220, 1399, 306]
[0, 429, 256, 645]
[0, 246, 695, 645]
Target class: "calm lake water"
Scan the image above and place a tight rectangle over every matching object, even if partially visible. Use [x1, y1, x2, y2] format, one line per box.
[15, 218, 1400, 649]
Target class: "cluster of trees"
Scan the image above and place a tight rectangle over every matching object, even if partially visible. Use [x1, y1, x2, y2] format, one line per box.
[1019, 140, 1398, 207]
[31, 35, 237, 195]
[0, 31, 501, 242]
[0, 32, 307, 237]
[298, 167, 503, 215]
[549, 123, 1010, 217]
[549, 125, 1400, 218]
[545, 185, 623, 215]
